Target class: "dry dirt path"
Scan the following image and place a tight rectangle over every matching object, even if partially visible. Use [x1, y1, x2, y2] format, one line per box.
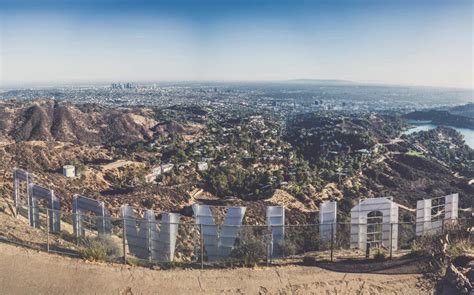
[0, 242, 428, 295]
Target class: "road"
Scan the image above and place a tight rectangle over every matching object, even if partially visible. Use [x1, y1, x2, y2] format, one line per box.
[0, 242, 428, 294]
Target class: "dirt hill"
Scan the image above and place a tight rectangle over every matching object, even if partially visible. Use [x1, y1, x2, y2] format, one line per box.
[0, 100, 188, 146]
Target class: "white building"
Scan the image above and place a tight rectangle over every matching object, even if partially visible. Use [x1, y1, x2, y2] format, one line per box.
[161, 164, 174, 173]
[197, 162, 209, 172]
[63, 165, 76, 178]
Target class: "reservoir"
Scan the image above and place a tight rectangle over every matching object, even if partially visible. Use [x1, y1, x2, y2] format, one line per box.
[402, 122, 474, 149]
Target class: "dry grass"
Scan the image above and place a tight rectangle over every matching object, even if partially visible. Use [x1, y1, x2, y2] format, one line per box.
[78, 236, 122, 262]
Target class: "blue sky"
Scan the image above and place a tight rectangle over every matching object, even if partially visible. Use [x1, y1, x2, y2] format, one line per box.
[1, 0, 472, 88]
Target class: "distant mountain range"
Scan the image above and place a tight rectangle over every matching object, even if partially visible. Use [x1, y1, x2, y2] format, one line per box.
[286, 79, 356, 85]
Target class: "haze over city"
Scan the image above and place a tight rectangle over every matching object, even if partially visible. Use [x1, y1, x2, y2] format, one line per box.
[1, 0, 472, 88]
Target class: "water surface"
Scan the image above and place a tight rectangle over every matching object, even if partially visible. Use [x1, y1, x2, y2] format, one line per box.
[402, 123, 474, 149]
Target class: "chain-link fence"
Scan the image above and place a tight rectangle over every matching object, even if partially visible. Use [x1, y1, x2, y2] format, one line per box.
[3, 203, 473, 269]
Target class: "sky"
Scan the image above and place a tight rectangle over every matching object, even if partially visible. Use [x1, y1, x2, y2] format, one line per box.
[0, 0, 473, 88]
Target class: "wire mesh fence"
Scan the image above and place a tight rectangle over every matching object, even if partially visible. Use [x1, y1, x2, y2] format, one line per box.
[4, 203, 473, 269]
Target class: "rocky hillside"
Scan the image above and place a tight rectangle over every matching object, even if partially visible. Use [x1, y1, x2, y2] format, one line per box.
[0, 100, 189, 145]
[285, 113, 473, 216]
[0, 100, 472, 224]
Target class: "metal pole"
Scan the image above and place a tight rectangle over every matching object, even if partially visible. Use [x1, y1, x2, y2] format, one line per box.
[73, 197, 79, 245]
[148, 219, 152, 263]
[26, 182, 31, 226]
[101, 203, 106, 236]
[302, 225, 306, 256]
[389, 223, 393, 260]
[13, 177, 18, 218]
[266, 230, 270, 267]
[46, 208, 50, 253]
[200, 224, 204, 269]
[330, 223, 334, 262]
[76, 212, 80, 246]
[269, 229, 274, 265]
[122, 218, 127, 264]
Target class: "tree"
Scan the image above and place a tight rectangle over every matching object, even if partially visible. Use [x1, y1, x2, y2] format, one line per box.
[176, 148, 188, 162]
[71, 159, 87, 176]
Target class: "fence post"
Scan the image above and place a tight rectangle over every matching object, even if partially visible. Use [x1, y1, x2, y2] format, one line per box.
[330, 223, 334, 262]
[73, 197, 79, 245]
[73, 211, 78, 246]
[26, 182, 31, 225]
[266, 229, 271, 267]
[441, 219, 445, 234]
[13, 178, 18, 218]
[148, 219, 152, 264]
[200, 224, 204, 269]
[270, 229, 274, 265]
[46, 208, 50, 253]
[122, 218, 127, 265]
[302, 226, 306, 257]
[389, 223, 393, 260]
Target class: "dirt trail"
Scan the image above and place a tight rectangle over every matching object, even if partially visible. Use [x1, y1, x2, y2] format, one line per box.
[0, 242, 428, 295]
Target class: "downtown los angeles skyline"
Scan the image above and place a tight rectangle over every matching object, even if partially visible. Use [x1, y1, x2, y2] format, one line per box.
[0, 0, 473, 89]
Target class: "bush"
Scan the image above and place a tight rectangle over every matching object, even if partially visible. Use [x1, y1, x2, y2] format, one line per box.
[142, 198, 154, 209]
[372, 246, 387, 261]
[126, 257, 152, 268]
[276, 239, 298, 257]
[447, 240, 470, 261]
[410, 223, 472, 279]
[78, 236, 122, 262]
[302, 255, 317, 266]
[230, 228, 267, 267]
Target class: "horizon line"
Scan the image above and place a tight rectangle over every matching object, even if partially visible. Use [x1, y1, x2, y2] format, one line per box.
[2, 79, 473, 91]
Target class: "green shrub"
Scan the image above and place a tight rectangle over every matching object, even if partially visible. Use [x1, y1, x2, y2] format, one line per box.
[276, 239, 298, 257]
[230, 228, 267, 267]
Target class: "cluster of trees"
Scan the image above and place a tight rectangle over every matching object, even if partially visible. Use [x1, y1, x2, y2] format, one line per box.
[203, 164, 279, 200]
[72, 161, 87, 176]
[105, 167, 147, 189]
[99, 110, 407, 205]
[202, 155, 328, 201]
[410, 127, 474, 177]
[161, 143, 191, 163]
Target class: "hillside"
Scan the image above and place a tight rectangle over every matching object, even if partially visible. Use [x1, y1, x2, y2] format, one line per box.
[450, 103, 474, 119]
[0, 100, 190, 145]
[404, 110, 474, 130]
[0, 100, 472, 224]
[285, 113, 473, 214]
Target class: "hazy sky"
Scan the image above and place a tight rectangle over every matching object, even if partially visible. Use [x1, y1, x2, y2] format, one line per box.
[0, 0, 473, 88]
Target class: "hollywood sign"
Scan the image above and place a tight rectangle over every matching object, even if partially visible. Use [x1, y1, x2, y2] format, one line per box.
[416, 194, 459, 236]
[12, 168, 461, 261]
[122, 206, 180, 261]
[350, 198, 399, 251]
